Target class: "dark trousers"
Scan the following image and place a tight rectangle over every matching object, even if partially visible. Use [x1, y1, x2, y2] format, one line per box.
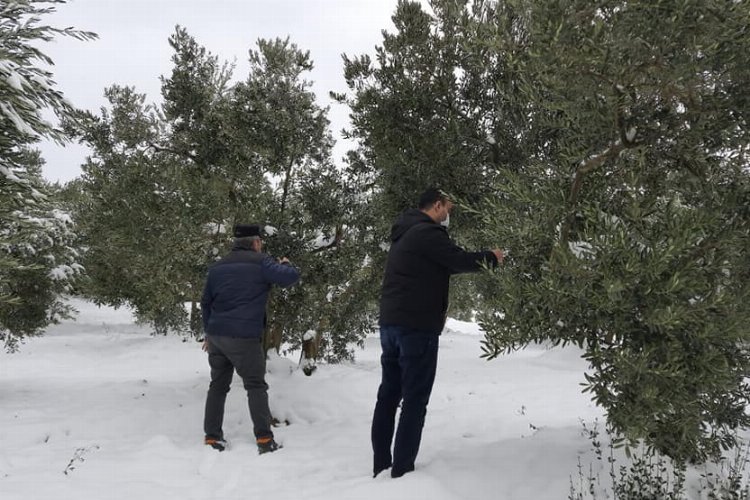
[203, 335, 273, 440]
[371, 325, 439, 477]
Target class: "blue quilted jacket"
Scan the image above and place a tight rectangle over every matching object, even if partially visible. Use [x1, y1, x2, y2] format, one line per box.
[200, 246, 299, 338]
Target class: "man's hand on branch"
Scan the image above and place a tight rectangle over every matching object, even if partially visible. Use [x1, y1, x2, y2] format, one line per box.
[491, 249, 505, 265]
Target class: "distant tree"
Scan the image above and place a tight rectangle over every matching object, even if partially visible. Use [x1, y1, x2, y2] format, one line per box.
[69, 28, 374, 365]
[0, 0, 95, 350]
[338, 1, 510, 211]
[69, 68, 233, 334]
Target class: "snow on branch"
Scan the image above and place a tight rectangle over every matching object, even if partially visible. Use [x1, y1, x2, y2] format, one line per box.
[561, 129, 641, 246]
[0, 101, 37, 137]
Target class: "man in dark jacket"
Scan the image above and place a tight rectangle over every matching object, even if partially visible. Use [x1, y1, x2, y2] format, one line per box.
[201, 223, 299, 454]
[372, 188, 504, 478]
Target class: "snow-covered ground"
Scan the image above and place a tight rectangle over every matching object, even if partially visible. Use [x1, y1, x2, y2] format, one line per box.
[0, 298, 664, 500]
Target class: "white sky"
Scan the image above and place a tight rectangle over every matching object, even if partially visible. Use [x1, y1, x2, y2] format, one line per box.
[38, 0, 414, 183]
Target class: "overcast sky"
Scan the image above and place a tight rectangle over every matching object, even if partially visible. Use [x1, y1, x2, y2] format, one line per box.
[38, 0, 415, 183]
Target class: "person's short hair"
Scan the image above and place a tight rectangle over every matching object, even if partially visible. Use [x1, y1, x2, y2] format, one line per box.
[233, 224, 262, 239]
[418, 188, 448, 210]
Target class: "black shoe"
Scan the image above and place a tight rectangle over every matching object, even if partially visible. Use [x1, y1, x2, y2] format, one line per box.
[257, 437, 281, 454]
[391, 465, 414, 478]
[204, 437, 227, 451]
[373, 462, 392, 478]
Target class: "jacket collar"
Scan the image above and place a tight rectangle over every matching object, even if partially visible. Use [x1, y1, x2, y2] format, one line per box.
[232, 239, 258, 251]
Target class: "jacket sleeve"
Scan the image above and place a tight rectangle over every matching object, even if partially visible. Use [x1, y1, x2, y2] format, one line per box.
[420, 225, 498, 275]
[200, 274, 213, 333]
[261, 256, 301, 288]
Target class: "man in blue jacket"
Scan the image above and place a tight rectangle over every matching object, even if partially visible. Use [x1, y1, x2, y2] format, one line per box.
[201, 223, 299, 454]
[372, 188, 504, 478]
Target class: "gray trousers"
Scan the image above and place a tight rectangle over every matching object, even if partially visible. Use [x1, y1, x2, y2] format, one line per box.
[203, 335, 273, 440]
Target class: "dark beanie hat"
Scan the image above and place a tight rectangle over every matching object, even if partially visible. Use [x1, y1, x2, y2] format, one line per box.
[233, 224, 262, 238]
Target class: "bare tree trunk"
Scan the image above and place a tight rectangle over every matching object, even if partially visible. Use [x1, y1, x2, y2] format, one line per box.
[264, 320, 284, 356]
[300, 328, 323, 376]
[189, 301, 202, 339]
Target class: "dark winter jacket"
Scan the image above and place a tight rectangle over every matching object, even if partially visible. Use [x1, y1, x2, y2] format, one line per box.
[201, 244, 300, 339]
[379, 209, 497, 333]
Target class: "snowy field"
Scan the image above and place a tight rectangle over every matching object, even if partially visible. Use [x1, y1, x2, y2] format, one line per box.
[2, 298, 627, 500]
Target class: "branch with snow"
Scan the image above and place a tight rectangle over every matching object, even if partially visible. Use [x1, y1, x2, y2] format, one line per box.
[309, 226, 343, 253]
[560, 129, 642, 246]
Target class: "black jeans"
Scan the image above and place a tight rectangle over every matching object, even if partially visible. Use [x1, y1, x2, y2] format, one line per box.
[371, 325, 440, 477]
[203, 335, 273, 441]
